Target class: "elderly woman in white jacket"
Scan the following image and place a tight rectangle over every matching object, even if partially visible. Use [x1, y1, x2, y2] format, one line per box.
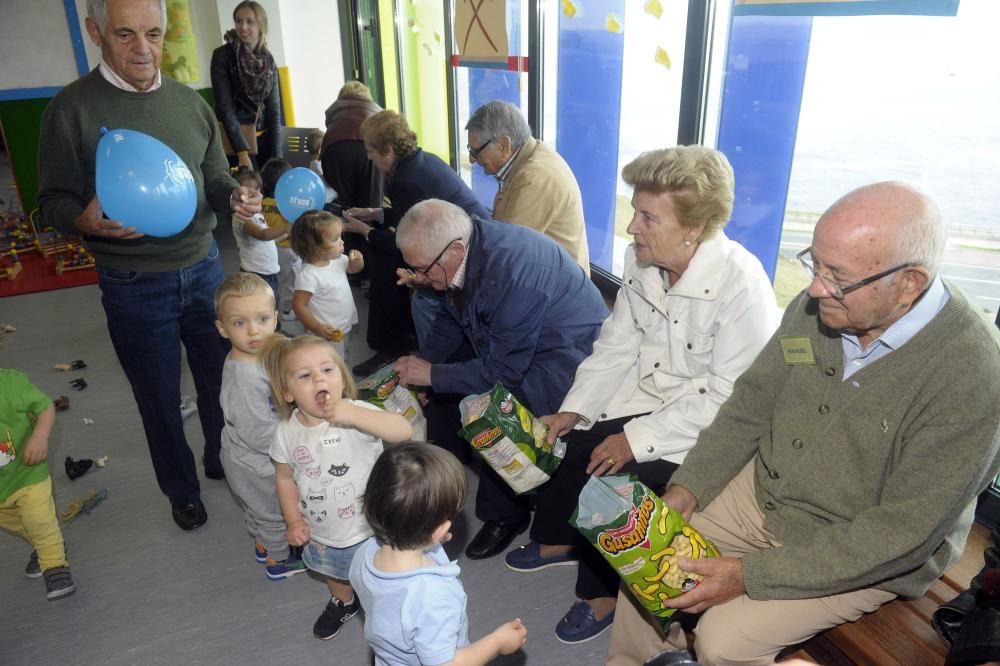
[503, 145, 780, 645]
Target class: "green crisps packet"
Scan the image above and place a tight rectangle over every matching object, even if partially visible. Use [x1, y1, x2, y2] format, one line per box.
[571, 474, 720, 626]
[458, 383, 565, 494]
[357, 363, 427, 440]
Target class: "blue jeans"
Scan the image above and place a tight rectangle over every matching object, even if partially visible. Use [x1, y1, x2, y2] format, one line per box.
[411, 288, 446, 352]
[97, 242, 229, 505]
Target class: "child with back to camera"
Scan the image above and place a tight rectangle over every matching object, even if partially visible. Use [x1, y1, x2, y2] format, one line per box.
[290, 210, 364, 359]
[230, 167, 289, 300]
[260, 158, 299, 321]
[260, 334, 412, 640]
[214, 273, 304, 580]
[350, 442, 529, 665]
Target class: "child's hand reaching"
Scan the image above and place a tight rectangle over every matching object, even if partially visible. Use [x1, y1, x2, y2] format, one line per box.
[493, 618, 528, 655]
[287, 519, 311, 547]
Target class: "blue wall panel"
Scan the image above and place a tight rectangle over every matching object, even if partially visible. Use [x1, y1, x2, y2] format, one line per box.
[555, 6, 626, 272]
[717, 16, 812, 280]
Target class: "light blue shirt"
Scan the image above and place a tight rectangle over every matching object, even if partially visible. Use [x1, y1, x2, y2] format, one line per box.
[350, 536, 470, 666]
[841, 276, 949, 380]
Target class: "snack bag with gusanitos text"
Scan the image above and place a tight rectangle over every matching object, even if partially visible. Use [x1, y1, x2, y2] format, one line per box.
[571, 474, 720, 626]
[458, 383, 565, 494]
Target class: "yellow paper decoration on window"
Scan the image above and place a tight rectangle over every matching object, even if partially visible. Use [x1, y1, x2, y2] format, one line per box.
[562, 0, 578, 18]
[645, 0, 664, 19]
[606, 13, 622, 32]
[655, 46, 672, 69]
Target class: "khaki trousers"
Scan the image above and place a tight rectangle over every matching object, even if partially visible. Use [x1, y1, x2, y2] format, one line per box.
[607, 463, 896, 666]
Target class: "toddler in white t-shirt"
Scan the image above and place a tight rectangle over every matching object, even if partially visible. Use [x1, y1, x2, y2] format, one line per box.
[290, 210, 364, 359]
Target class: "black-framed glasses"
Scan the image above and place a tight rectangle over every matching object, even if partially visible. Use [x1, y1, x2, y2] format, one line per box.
[467, 138, 494, 160]
[797, 247, 916, 300]
[413, 237, 461, 276]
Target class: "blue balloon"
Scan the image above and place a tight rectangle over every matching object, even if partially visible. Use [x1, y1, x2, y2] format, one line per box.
[275, 167, 325, 223]
[95, 128, 197, 237]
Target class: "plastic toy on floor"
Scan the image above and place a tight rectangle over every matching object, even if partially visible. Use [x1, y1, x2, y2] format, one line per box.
[60, 489, 109, 523]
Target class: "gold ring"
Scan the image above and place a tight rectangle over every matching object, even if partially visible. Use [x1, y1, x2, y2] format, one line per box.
[607, 457, 616, 466]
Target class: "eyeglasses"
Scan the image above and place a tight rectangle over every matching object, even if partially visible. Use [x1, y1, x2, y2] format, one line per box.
[467, 138, 494, 160]
[413, 237, 461, 276]
[797, 247, 916, 300]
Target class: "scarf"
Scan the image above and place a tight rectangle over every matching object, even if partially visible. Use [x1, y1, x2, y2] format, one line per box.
[224, 29, 275, 108]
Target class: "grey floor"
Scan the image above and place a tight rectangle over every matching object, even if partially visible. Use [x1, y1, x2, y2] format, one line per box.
[0, 217, 610, 664]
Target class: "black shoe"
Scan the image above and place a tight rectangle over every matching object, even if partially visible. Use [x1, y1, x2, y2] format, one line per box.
[313, 595, 361, 640]
[171, 499, 207, 531]
[351, 351, 400, 377]
[465, 519, 529, 560]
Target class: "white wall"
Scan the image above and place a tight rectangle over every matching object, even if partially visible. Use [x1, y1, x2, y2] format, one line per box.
[275, 0, 344, 129]
[0, 0, 80, 89]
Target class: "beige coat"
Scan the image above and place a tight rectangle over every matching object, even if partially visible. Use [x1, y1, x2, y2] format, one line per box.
[493, 138, 590, 274]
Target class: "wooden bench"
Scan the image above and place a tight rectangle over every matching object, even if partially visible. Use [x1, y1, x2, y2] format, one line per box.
[779, 522, 991, 665]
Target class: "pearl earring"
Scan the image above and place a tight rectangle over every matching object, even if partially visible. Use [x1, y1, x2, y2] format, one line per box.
[684, 239, 692, 246]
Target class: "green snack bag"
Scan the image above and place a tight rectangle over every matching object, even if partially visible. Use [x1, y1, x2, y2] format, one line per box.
[571, 474, 720, 625]
[357, 363, 427, 440]
[458, 383, 565, 494]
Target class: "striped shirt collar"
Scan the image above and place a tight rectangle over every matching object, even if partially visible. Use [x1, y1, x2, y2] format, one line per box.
[494, 145, 523, 189]
[451, 248, 470, 290]
[840, 276, 949, 378]
[99, 60, 162, 93]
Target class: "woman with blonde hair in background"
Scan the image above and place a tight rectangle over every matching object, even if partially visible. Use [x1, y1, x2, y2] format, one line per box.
[210, 1, 282, 169]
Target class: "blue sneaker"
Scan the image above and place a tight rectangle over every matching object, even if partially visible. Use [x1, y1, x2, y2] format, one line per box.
[254, 543, 268, 564]
[505, 541, 578, 573]
[555, 601, 615, 644]
[265, 554, 307, 580]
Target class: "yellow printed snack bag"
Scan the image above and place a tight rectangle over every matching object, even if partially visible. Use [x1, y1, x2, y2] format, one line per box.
[571, 474, 719, 625]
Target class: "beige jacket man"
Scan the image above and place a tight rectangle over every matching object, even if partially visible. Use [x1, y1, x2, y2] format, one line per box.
[490, 138, 591, 274]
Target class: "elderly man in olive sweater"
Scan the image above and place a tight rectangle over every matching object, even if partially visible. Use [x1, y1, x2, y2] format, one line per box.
[36, 0, 260, 531]
[607, 182, 1000, 666]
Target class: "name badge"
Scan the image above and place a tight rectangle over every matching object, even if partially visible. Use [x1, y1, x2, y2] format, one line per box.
[780, 336, 815, 365]
[320, 435, 340, 448]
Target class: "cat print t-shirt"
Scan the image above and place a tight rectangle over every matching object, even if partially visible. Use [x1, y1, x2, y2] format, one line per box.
[270, 401, 384, 548]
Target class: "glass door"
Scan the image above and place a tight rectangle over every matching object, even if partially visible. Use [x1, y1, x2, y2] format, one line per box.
[353, 0, 387, 107]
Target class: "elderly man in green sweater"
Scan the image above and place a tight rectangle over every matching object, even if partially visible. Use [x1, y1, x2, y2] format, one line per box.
[607, 181, 1000, 665]
[36, 0, 260, 531]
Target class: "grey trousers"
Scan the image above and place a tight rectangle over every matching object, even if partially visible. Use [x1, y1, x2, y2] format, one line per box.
[221, 448, 289, 562]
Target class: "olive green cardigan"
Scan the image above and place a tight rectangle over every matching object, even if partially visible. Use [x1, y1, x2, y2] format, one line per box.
[672, 284, 1000, 600]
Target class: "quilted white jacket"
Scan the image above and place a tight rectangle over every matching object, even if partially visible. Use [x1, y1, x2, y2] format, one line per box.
[559, 233, 780, 463]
